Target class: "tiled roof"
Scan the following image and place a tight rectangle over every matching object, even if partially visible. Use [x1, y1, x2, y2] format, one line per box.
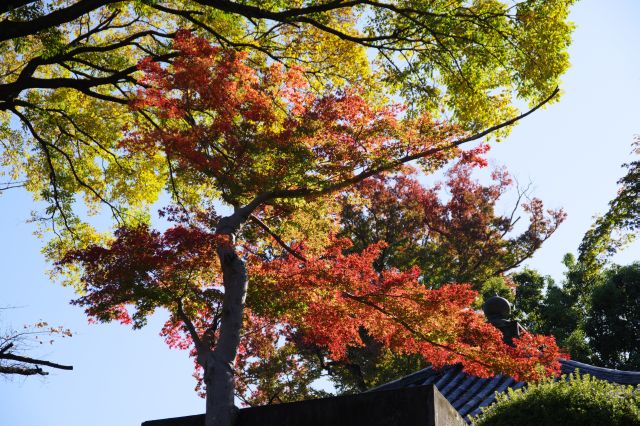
[370, 359, 640, 423]
[560, 359, 640, 385]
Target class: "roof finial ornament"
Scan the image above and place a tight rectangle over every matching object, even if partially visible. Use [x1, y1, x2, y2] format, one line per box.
[482, 295, 525, 346]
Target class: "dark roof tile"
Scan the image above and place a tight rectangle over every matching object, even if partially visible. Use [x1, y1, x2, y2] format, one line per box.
[370, 359, 640, 424]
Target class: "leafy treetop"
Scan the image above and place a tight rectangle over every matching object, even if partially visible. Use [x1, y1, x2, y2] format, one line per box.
[0, 0, 575, 240]
[579, 140, 640, 275]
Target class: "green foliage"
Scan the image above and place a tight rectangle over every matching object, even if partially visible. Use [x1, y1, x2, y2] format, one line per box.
[329, 334, 429, 395]
[534, 280, 579, 340]
[372, 0, 575, 131]
[473, 374, 640, 426]
[473, 276, 515, 310]
[585, 263, 640, 370]
[508, 259, 594, 361]
[579, 140, 640, 275]
[514, 259, 640, 368]
[511, 268, 549, 328]
[235, 342, 331, 406]
[562, 328, 592, 362]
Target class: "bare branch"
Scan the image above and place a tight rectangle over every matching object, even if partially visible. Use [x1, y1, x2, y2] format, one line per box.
[0, 180, 26, 191]
[0, 342, 14, 354]
[0, 353, 73, 371]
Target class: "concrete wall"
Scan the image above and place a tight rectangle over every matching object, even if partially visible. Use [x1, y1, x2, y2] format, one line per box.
[142, 384, 466, 426]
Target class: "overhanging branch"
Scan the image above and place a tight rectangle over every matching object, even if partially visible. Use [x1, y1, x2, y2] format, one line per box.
[240, 86, 559, 214]
[0, 0, 120, 42]
[341, 291, 492, 369]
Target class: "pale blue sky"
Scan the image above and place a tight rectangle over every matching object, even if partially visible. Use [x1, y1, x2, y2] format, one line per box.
[2, 1, 639, 425]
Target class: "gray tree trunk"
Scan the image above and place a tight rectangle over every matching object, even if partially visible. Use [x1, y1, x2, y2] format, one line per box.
[204, 213, 249, 426]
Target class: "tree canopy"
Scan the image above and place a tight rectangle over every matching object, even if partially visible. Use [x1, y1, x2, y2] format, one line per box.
[579, 139, 640, 274]
[1, 2, 578, 426]
[506, 140, 640, 367]
[304, 164, 565, 393]
[1, 0, 575, 238]
[585, 263, 640, 370]
[52, 29, 570, 426]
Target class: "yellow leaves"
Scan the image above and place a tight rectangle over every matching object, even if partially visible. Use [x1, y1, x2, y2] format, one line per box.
[265, 197, 341, 257]
[43, 221, 113, 292]
[513, 0, 576, 105]
[278, 11, 375, 93]
[106, 150, 166, 210]
[18, 85, 168, 221]
[369, 0, 575, 134]
[0, 113, 28, 180]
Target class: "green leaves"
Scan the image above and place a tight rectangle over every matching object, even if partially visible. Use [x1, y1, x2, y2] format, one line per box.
[473, 373, 640, 426]
[579, 139, 640, 275]
[585, 263, 640, 370]
[370, 0, 575, 130]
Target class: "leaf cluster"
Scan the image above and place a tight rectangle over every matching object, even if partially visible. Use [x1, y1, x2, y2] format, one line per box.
[473, 373, 640, 426]
[585, 263, 640, 370]
[339, 164, 565, 291]
[0, 0, 575, 250]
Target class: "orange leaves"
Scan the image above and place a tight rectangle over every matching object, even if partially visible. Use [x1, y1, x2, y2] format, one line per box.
[250, 237, 563, 381]
[62, 209, 563, 391]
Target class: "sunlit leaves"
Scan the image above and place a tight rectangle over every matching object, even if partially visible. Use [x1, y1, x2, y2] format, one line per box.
[251, 237, 562, 382]
[126, 31, 463, 209]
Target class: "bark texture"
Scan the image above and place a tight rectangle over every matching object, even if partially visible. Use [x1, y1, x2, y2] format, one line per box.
[205, 212, 250, 426]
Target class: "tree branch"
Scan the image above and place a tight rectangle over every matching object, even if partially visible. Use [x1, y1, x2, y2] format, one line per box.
[0, 365, 47, 376]
[0, 0, 119, 42]
[0, 353, 73, 371]
[215, 87, 558, 239]
[0, 342, 14, 354]
[176, 299, 203, 351]
[251, 87, 560, 208]
[249, 215, 307, 262]
[0, 0, 38, 15]
[341, 292, 492, 369]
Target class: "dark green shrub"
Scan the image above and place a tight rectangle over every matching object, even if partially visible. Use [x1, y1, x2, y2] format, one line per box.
[472, 373, 640, 426]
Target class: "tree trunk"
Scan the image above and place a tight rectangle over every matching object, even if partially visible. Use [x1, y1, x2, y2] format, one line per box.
[204, 230, 249, 426]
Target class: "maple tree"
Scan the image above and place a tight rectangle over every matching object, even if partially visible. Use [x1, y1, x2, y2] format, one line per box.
[295, 164, 566, 392]
[54, 31, 567, 426]
[339, 165, 566, 289]
[0, 1, 578, 424]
